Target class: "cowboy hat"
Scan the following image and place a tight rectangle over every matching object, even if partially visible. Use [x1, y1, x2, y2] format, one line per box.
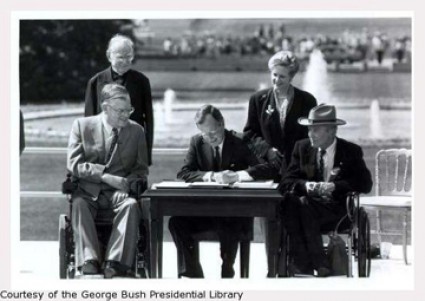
[298, 104, 346, 126]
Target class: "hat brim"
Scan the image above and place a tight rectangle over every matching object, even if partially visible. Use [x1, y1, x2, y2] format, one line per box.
[298, 118, 346, 126]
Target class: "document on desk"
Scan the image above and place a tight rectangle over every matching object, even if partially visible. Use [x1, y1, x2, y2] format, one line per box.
[152, 181, 191, 189]
[189, 182, 230, 189]
[231, 180, 278, 189]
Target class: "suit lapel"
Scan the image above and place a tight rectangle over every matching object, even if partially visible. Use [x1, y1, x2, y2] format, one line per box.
[264, 89, 284, 138]
[92, 115, 106, 163]
[333, 138, 344, 168]
[221, 130, 233, 169]
[201, 138, 215, 170]
[304, 143, 318, 180]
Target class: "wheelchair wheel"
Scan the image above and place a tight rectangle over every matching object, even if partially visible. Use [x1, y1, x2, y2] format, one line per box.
[59, 215, 67, 279]
[357, 208, 371, 277]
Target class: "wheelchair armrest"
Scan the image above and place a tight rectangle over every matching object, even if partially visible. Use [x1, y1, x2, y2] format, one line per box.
[345, 191, 359, 222]
[62, 172, 78, 195]
[129, 178, 148, 199]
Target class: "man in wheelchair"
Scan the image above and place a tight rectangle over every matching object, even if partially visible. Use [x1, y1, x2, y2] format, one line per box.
[67, 83, 148, 278]
[277, 104, 372, 277]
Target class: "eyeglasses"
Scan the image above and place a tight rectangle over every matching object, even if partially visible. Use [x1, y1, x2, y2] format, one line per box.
[111, 52, 134, 62]
[201, 129, 221, 138]
[108, 105, 135, 116]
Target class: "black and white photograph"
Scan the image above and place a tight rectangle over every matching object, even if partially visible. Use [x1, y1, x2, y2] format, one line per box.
[16, 12, 412, 289]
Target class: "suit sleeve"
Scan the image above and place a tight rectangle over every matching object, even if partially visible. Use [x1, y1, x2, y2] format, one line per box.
[143, 77, 154, 165]
[333, 145, 373, 196]
[244, 140, 280, 180]
[67, 119, 105, 183]
[243, 94, 272, 158]
[84, 76, 98, 117]
[177, 137, 206, 182]
[127, 127, 149, 182]
[277, 141, 308, 196]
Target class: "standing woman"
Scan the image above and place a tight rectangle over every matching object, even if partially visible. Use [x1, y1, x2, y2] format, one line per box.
[243, 50, 317, 277]
[243, 50, 317, 176]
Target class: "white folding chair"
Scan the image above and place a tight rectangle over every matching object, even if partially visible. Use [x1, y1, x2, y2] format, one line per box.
[360, 148, 412, 264]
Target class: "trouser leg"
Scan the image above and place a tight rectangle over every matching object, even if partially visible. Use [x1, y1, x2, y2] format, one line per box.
[218, 217, 249, 267]
[169, 216, 210, 277]
[298, 197, 343, 270]
[282, 194, 311, 270]
[105, 197, 141, 268]
[260, 217, 282, 276]
[72, 195, 100, 268]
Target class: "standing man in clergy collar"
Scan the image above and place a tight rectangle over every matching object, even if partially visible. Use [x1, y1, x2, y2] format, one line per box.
[68, 83, 148, 278]
[278, 104, 372, 277]
[84, 34, 154, 166]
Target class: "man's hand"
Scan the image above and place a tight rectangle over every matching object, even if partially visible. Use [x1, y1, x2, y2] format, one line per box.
[221, 170, 239, 184]
[101, 173, 129, 192]
[306, 182, 335, 198]
[266, 148, 283, 168]
[111, 190, 129, 205]
[213, 172, 224, 184]
[319, 182, 335, 197]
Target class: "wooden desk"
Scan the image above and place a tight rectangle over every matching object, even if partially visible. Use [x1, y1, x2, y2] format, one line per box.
[140, 188, 283, 278]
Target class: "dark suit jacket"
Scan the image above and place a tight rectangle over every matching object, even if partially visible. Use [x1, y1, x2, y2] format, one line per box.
[243, 87, 317, 165]
[177, 130, 274, 182]
[278, 138, 373, 204]
[84, 67, 154, 165]
[67, 114, 149, 200]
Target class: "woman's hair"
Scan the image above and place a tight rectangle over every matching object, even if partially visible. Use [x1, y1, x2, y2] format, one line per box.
[267, 50, 300, 77]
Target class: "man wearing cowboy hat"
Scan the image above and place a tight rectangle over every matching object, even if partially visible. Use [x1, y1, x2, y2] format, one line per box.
[278, 104, 372, 277]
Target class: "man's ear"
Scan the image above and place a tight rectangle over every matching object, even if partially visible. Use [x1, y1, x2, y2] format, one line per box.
[101, 102, 108, 112]
[106, 50, 111, 63]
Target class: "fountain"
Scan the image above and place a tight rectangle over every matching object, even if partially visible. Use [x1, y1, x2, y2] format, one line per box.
[163, 88, 176, 124]
[370, 99, 383, 139]
[302, 49, 332, 104]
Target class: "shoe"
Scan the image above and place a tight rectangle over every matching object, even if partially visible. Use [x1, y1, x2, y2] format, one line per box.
[179, 270, 204, 278]
[104, 261, 130, 279]
[221, 264, 235, 278]
[81, 260, 100, 275]
[316, 267, 332, 278]
[288, 263, 314, 277]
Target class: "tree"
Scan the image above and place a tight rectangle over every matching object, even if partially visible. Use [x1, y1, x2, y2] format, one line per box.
[20, 19, 134, 103]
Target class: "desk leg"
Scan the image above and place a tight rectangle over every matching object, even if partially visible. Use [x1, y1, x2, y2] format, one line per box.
[158, 216, 164, 278]
[141, 197, 158, 278]
[264, 217, 281, 278]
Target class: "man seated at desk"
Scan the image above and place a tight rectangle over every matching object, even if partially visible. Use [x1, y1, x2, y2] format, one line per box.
[169, 104, 274, 278]
[67, 83, 148, 278]
[278, 104, 372, 277]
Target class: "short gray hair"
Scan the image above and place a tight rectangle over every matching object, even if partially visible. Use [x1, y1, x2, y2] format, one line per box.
[267, 50, 299, 77]
[106, 34, 134, 57]
[195, 104, 224, 125]
[100, 83, 130, 103]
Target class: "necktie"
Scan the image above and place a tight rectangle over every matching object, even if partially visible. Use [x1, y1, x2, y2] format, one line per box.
[106, 128, 119, 163]
[318, 149, 326, 181]
[213, 146, 221, 172]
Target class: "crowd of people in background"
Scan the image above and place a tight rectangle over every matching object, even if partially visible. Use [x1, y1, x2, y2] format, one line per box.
[160, 24, 411, 65]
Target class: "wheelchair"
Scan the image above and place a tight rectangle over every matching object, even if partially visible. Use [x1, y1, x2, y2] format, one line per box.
[58, 174, 150, 279]
[279, 192, 371, 278]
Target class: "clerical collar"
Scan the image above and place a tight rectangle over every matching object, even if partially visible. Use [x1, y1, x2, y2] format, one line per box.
[111, 68, 128, 80]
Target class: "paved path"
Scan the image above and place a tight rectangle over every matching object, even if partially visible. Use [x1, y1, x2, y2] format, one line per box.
[17, 241, 413, 288]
